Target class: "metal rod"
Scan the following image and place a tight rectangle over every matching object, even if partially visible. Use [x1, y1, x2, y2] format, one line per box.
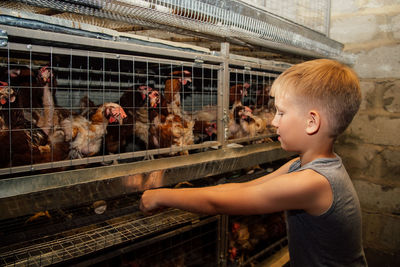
[326, 0, 332, 37]
[219, 42, 229, 147]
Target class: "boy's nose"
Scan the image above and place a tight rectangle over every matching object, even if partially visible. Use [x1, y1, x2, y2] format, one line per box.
[271, 113, 279, 128]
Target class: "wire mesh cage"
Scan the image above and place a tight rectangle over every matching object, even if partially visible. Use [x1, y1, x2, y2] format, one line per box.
[0, 155, 292, 266]
[0, 43, 224, 175]
[228, 212, 287, 266]
[0, 24, 288, 177]
[0, 208, 212, 267]
[227, 68, 277, 143]
[98, 217, 220, 267]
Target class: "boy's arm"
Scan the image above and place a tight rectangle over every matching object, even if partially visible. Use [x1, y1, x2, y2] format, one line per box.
[209, 157, 299, 192]
[140, 162, 332, 216]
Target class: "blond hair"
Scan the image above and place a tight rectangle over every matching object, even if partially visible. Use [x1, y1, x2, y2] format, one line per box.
[271, 59, 361, 138]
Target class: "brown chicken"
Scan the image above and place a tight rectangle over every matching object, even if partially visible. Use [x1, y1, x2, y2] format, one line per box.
[149, 113, 194, 155]
[228, 104, 256, 140]
[131, 86, 161, 149]
[187, 105, 218, 143]
[142, 70, 195, 155]
[0, 81, 17, 128]
[161, 70, 192, 116]
[1, 65, 59, 130]
[228, 214, 286, 264]
[193, 120, 217, 143]
[187, 83, 249, 143]
[102, 85, 161, 154]
[34, 66, 58, 135]
[0, 81, 16, 106]
[60, 102, 127, 159]
[252, 84, 276, 137]
[0, 80, 67, 168]
[254, 84, 272, 109]
[229, 83, 250, 107]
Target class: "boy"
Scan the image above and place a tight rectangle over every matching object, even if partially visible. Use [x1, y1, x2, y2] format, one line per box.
[140, 59, 367, 266]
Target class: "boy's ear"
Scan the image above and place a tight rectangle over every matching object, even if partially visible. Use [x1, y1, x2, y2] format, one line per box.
[306, 110, 320, 135]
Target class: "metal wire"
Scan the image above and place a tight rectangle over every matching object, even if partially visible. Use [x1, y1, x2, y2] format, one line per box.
[0, 209, 203, 266]
[0, 40, 223, 174]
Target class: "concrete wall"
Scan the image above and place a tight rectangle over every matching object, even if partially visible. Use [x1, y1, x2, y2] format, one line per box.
[330, 0, 400, 261]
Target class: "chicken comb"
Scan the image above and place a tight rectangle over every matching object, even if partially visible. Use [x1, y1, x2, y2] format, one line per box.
[138, 85, 153, 100]
[0, 81, 8, 87]
[111, 106, 127, 118]
[244, 106, 252, 113]
[169, 70, 191, 77]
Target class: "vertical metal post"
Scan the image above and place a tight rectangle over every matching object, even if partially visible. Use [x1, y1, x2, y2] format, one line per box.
[217, 214, 229, 267]
[218, 42, 230, 148]
[325, 0, 331, 37]
[216, 47, 241, 267]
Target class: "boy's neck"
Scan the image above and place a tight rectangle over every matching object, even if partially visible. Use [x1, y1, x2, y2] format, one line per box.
[299, 143, 335, 166]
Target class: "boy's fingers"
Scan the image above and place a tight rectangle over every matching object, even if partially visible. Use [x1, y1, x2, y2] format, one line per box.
[139, 198, 153, 215]
[139, 189, 167, 215]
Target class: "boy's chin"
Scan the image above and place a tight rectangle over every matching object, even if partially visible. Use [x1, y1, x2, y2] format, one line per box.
[279, 142, 298, 153]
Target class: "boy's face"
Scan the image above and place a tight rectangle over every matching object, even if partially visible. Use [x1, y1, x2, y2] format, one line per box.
[271, 94, 308, 152]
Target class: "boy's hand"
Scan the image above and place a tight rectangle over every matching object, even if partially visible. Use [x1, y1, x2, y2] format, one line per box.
[139, 189, 165, 215]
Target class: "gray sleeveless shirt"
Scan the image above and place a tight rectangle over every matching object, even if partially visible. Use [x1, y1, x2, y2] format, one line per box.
[286, 156, 367, 266]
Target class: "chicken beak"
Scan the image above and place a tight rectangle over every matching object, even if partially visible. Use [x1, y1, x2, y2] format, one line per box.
[149, 91, 160, 108]
[108, 106, 127, 124]
[0, 83, 15, 104]
[117, 107, 127, 124]
[180, 77, 192, 86]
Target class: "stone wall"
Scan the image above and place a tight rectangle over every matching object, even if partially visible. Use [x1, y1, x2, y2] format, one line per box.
[330, 0, 400, 261]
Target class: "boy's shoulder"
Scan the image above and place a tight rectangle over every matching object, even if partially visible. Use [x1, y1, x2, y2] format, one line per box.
[287, 167, 328, 185]
[286, 168, 333, 215]
[290, 156, 342, 172]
